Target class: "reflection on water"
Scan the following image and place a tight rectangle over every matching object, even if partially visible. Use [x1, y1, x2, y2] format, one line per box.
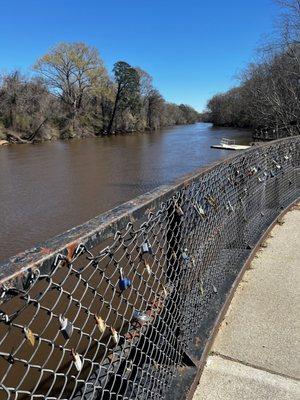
[0, 123, 252, 261]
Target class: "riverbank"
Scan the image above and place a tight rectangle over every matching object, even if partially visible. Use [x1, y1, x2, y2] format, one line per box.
[0, 122, 202, 146]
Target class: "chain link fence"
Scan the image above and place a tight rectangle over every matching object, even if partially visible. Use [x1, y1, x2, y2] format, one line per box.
[0, 137, 299, 400]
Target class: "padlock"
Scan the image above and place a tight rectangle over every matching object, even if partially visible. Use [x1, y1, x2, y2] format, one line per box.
[119, 268, 132, 291]
[0, 311, 9, 324]
[162, 285, 169, 298]
[144, 262, 151, 275]
[141, 241, 152, 255]
[181, 249, 189, 262]
[132, 310, 152, 323]
[175, 202, 184, 216]
[110, 327, 119, 344]
[272, 159, 281, 169]
[193, 201, 206, 219]
[95, 315, 106, 334]
[227, 201, 234, 212]
[125, 359, 133, 375]
[206, 195, 217, 208]
[24, 327, 35, 346]
[72, 349, 83, 372]
[59, 315, 73, 340]
[199, 280, 204, 296]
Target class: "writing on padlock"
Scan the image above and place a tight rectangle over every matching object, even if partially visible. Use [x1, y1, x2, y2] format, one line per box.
[72, 349, 83, 372]
[59, 315, 74, 340]
[141, 241, 152, 255]
[119, 268, 132, 291]
[24, 327, 35, 347]
[132, 310, 152, 324]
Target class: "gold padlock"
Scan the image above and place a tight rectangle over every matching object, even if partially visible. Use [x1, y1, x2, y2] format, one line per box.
[72, 349, 83, 372]
[95, 315, 106, 334]
[24, 327, 35, 347]
[110, 327, 119, 344]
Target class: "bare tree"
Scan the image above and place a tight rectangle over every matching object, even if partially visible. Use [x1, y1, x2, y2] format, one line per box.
[206, 0, 300, 139]
[34, 42, 107, 124]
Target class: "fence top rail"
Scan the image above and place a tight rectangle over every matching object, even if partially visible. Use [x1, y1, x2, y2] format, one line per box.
[0, 136, 299, 286]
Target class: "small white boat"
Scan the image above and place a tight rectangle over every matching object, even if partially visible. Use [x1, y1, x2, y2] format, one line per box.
[211, 138, 250, 151]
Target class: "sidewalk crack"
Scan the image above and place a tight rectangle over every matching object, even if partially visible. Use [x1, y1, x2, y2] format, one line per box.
[210, 351, 300, 383]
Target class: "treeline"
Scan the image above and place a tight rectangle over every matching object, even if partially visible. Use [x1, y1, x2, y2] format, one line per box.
[204, 0, 300, 140]
[0, 43, 200, 143]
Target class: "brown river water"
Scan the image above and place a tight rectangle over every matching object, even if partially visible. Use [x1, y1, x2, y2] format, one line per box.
[0, 123, 252, 262]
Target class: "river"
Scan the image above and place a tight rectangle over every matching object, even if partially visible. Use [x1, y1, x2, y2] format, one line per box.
[0, 123, 252, 262]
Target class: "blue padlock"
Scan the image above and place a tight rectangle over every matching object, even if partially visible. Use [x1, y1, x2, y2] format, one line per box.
[119, 268, 132, 291]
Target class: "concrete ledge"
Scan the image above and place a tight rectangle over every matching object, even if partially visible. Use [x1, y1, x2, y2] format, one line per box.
[193, 355, 300, 400]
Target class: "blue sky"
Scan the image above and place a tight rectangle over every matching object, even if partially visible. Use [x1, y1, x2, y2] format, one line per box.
[0, 0, 278, 111]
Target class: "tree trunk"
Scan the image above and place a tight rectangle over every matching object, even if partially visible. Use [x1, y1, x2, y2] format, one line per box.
[107, 86, 121, 135]
[26, 118, 48, 142]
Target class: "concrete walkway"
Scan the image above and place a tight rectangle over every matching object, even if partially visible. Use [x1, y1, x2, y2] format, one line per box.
[193, 204, 300, 400]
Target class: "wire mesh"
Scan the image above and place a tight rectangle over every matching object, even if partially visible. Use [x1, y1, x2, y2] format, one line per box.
[0, 137, 299, 400]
